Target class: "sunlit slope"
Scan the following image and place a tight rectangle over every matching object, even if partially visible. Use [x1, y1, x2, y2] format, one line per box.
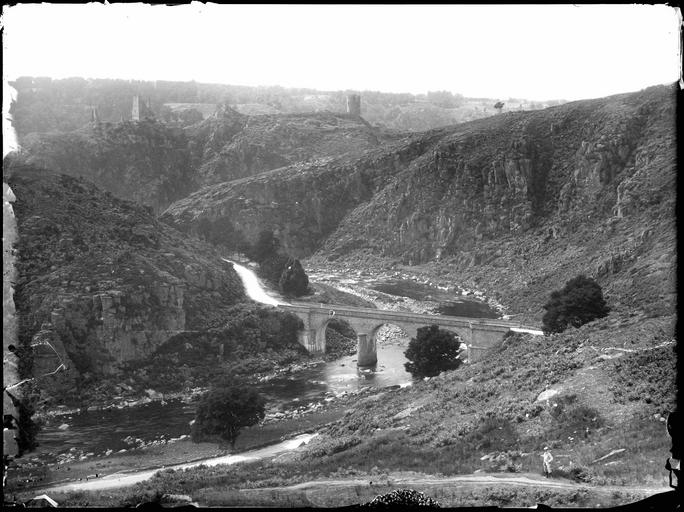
[281, 311, 676, 486]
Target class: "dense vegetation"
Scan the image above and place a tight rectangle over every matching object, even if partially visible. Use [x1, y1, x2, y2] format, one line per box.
[404, 325, 463, 378]
[118, 305, 307, 396]
[249, 230, 311, 297]
[542, 275, 610, 334]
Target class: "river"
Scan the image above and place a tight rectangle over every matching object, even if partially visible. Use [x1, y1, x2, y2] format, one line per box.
[33, 261, 499, 466]
[35, 342, 412, 461]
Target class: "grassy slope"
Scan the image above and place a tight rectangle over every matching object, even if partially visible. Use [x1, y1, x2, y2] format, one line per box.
[30, 312, 676, 507]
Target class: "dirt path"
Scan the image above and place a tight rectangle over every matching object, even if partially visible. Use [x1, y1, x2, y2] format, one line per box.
[250, 472, 668, 495]
[228, 472, 671, 508]
[39, 434, 318, 493]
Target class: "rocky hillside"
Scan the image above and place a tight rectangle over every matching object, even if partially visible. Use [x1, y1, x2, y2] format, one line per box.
[5, 164, 245, 400]
[10, 76, 555, 138]
[162, 85, 676, 320]
[18, 119, 195, 214]
[187, 106, 397, 187]
[16, 109, 396, 214]
[161, 132, 444, 255]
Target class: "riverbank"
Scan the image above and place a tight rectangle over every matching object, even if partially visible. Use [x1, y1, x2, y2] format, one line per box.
[33, 357, 327, 424]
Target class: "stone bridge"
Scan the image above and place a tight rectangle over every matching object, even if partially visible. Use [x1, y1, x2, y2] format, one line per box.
[280, 302, 527, 366]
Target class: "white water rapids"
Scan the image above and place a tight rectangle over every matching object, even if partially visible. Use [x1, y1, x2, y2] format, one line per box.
[510, 327, 544, 336]
[223, 258, 288, 306]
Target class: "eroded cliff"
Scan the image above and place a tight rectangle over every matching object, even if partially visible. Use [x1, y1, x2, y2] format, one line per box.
[16, 109, 397, 215]
[19, 119, 195, 214]
[6, 164, 245, 401]
[188, 107, 395, 186]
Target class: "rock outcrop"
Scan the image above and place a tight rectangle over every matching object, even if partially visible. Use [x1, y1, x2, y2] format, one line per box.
[19, 119, 194, 214]
[6, 164, 245, 399]
[16, 109, 396, 214]
[187, 107, 392, 186]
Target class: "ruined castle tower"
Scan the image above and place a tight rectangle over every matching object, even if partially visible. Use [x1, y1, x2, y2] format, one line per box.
[132, 95, 140, 121]
[346, 94, 361, 117]
[132, 95, 154, 121]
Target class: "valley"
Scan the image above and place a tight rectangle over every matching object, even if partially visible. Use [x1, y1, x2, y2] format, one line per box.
[3, 78, 677, 508]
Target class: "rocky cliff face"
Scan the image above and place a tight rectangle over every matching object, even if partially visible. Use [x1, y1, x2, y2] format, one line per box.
[162, 85, 676, 318]
[16, 109, 396, 215]
[187, 107, 394, 186]
[6, 165, 245, 400]
[19, 119, 195, 214]
[161, 132, 445, 256]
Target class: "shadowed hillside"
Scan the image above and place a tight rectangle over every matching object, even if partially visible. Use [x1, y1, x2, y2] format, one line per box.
[5, 163, 245, 403]
[16, 109, 398, 213]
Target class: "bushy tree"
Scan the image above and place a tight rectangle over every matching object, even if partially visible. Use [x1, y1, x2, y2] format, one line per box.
[191, 382, 265, 449]
[542, 275, 610, 334]
[279, 257, 310, 297]
[404, 325, 463, 378]
[245, 230, 311, 291]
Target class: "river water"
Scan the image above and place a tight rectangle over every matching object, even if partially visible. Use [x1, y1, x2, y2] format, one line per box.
[35, 262, 498, 463]
[36, 341, 411, 461]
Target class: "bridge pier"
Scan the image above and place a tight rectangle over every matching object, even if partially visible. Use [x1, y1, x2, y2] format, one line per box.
[357, 333, 377, 367]
[283, 303, 525, 366]
[298, 329, 321, 355]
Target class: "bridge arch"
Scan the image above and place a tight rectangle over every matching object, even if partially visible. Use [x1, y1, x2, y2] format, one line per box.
[368, 322, 417, 343]
[280, 302, 517, 366]
[321, 317, 358, 359]
[368, 323, 471, 364]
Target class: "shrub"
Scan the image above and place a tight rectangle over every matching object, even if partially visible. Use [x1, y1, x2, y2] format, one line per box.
[542, 275, 610, 334]
[404, 325, 463, 378]
[191, 382, 266, 449]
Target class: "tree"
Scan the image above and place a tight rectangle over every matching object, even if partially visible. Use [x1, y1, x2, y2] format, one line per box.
[542, 275, 610, 334]
[191, 383, 266, 449]
[494, 101, 505, 113]
[279, 257, 310, 297]
[404, 325, 463, 378]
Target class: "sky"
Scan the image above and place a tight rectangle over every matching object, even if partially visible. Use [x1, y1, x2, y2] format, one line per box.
[1, 3, 681, 102]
